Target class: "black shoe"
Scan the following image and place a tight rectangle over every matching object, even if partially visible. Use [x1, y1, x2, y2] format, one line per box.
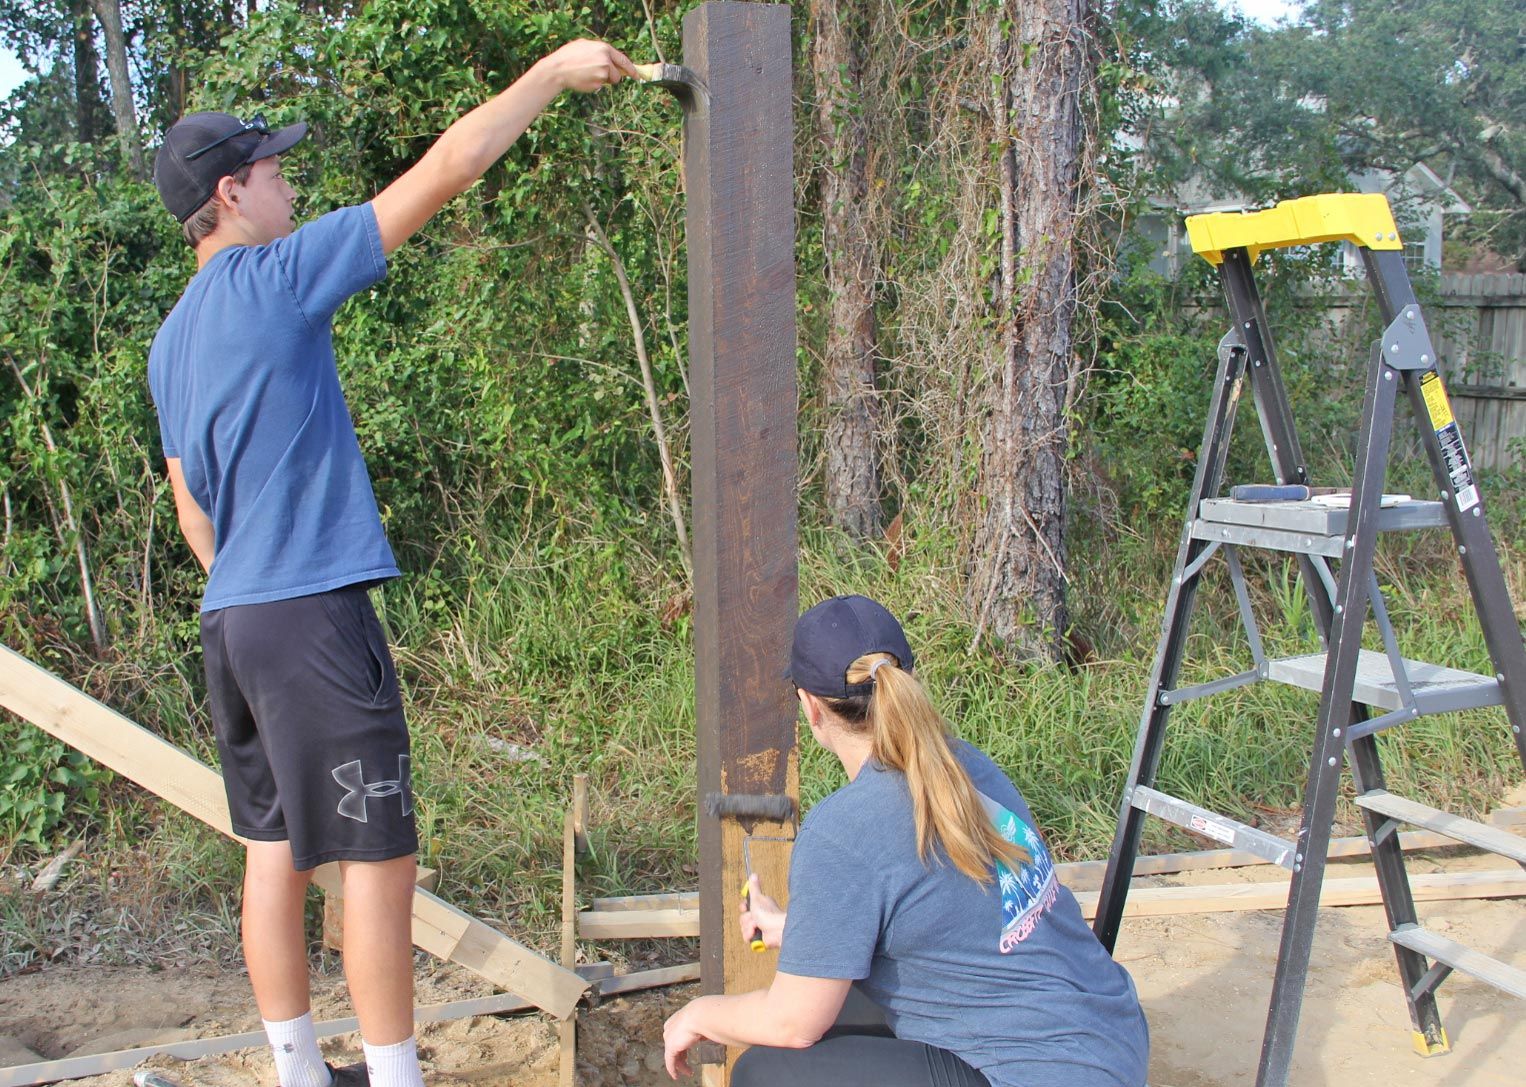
[325, 1062, 370, 1087]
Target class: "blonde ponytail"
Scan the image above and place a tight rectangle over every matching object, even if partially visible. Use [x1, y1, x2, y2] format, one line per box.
[838, 653, 1030, 885]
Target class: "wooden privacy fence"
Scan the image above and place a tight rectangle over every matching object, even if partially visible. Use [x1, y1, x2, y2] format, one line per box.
[1324, 272, 1526, 472]
[1433, 273, 1526, 471]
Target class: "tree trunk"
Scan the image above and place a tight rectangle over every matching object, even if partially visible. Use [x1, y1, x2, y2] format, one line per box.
[811, 0, 883, 541]
[71, 0, 109, 145]
[89, 0, 146, 178]
[965, 0, 1093, 661]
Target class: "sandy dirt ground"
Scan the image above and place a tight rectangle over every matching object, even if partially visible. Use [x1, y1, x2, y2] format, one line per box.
[2, 853, 1522, 1087]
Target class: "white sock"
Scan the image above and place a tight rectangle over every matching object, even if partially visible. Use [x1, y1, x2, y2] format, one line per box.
[263, 1013, 330, 1087]
[363, 1035, 424, 1087]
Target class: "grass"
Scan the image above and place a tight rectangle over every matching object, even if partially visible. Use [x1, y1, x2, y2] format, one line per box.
[2, 485, 1523, 976]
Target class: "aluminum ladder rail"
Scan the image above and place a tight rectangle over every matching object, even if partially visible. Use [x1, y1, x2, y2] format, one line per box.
[1091, 193, 1526, 1087]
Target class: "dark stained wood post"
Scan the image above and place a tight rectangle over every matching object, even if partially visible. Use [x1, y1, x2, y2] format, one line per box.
[684, 1, 799, 1071]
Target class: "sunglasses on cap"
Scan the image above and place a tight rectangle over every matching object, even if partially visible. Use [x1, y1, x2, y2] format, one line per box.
[184, 114, 271, 162]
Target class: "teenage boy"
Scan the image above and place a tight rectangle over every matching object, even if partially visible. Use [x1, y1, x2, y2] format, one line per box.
[149, 39, 637, 1087]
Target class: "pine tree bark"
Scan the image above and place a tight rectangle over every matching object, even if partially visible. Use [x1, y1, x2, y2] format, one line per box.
[966, 0, 1093, 661]
[811, 0, 883, 540]
[71, 0, 108, 145]
[89, 0, 146, 178]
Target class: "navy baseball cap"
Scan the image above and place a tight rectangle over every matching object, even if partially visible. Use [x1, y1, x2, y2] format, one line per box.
[154, 111, 308, 222]
[786, 595, 916, 699]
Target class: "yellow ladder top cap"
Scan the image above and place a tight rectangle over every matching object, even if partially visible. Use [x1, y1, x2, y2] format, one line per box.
[1185, 193, 1401, 265]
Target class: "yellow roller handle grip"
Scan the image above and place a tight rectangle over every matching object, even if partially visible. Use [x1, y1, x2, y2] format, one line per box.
[742, 880, 767, 953]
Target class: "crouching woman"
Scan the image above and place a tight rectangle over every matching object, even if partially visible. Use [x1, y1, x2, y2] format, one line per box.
[662, 594, 1149, 1087]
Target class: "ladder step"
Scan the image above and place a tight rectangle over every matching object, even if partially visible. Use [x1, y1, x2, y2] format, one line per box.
[1266, 649, 1501, 714]
[1198, 496, 1447, 541]
[1388, 924, 1526, 1000]
[1354, 791, 1526, 864]
[1129, 786, 1296, 868]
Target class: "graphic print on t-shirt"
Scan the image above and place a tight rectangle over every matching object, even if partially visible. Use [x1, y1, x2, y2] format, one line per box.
[986, 799, 1059, 952]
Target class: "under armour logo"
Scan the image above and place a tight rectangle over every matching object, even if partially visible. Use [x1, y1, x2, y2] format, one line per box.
[332, 756, 413, 823]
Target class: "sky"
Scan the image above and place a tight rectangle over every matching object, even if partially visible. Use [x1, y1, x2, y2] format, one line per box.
[1, 49, 24, 100]
[0, 1, 1307, 103]
[1223, 0, 1304, 24]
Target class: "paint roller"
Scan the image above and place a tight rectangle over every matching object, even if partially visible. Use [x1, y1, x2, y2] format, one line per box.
[703, 792, 797, 953]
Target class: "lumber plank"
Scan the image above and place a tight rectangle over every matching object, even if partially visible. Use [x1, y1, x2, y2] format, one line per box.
[1055, 828, 1474, 889]
[575, 817, 1526, 925]
[0, 644, 586, 1019]
[597, 962, 700, 995]
[578, 906, 701, 940]
[0, 646, 236, 835]
[1072, 867, 1526, 919]
[589, 892, 698, 913]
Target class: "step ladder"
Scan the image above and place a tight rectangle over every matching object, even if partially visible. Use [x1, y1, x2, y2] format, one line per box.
[1091, 193, 1526, 1087]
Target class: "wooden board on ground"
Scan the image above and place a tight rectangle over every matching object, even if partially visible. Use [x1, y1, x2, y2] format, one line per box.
[1073, 867, 1526, 918]
[580, 905, 700, 940]
[0, 644, 587, 1019]
[1057, 821, 1523, 890]
[581, 815, 1526, 933]
[578, 868, 1524, 934]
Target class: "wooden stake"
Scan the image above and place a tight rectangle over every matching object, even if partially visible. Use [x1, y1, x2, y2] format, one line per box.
[559, 807, 578, 1087]
[573, 773, 590, 855]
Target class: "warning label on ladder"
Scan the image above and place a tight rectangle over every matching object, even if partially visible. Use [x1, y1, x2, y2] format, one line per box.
[1419, 371, 1478, 513]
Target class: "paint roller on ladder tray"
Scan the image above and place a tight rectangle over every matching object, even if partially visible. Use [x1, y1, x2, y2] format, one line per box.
[703, 792, 797, 953]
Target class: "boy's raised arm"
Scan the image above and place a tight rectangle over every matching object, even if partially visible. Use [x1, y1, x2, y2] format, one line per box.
[371, 39, 637, 255]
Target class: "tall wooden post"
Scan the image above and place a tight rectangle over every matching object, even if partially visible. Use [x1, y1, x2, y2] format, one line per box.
[684, 2, 799, 1078]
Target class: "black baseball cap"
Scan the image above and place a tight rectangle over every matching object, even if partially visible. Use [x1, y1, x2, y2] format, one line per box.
[786, 595, 916, 699]
[154, 111, 309, 222]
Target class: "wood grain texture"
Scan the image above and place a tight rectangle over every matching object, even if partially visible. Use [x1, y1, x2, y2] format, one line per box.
[578, 906, 700, 940]
[682, 2, 800, 1059]
[1327, 274, 1526, 470]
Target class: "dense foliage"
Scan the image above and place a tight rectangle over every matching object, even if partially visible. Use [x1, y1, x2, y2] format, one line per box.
[0, 1, 1520, 961]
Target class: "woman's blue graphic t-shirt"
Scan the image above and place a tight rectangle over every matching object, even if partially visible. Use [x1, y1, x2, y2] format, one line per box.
[777, 741, 1149, 1087]
[149, 204, 398, 611]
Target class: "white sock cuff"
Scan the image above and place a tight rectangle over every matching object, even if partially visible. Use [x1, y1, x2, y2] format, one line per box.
[363, 1035, 423, 1087]
[263, 1012, 329, 1087]
[263, 1011, 317, 1042]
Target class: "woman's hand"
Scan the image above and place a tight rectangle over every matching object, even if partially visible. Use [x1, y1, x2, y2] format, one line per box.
[740, 874, 786, 950]
[663, 998, 712, 1080]
[538, 39, 639, 94]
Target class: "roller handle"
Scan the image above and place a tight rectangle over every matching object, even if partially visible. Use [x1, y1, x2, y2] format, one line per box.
[741, 880, 767, 952]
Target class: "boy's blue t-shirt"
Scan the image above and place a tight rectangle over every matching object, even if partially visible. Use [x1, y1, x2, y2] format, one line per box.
[778, 741, 1150, 1087]
[149, 204, 399, 612]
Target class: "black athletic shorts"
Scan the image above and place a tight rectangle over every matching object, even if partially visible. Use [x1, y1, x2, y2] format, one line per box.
[200, 584, 418, 871]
